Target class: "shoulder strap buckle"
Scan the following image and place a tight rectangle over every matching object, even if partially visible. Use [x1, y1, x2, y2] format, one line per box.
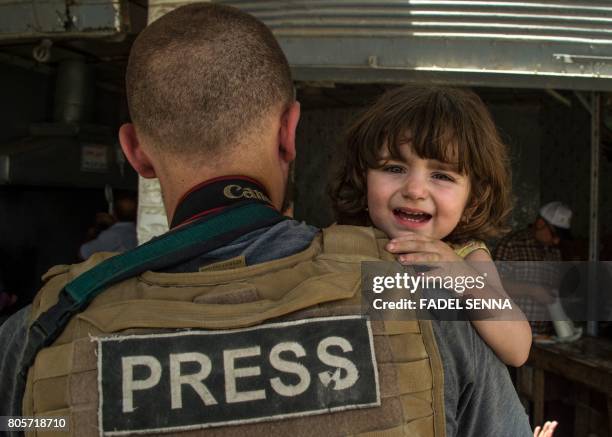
[19, 291, 79, 379]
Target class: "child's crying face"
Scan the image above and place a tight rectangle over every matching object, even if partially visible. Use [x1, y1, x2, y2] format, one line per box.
[366, 143, 470, 241]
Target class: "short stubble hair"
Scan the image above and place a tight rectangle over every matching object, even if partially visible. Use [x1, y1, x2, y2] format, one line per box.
[126, 3, 294, 160]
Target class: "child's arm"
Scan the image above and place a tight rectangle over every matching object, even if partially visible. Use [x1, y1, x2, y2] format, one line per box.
[464, 248, 532, 367]
[386, 235, 532, 367]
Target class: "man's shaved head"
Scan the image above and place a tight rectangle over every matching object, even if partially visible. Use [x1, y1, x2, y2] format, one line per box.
[126, 3, 293, 159]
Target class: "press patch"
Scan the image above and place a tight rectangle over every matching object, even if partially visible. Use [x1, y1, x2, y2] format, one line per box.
[96, 316, 379, 436]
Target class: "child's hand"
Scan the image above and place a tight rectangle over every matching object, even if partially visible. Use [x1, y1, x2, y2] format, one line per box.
[385, 234, 491, 297]
[534, 421, 558, 437]
[385, 234, 463, 264]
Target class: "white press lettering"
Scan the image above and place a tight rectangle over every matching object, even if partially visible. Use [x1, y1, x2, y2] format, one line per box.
[317, 337, 359, 391]
[169, 352, 217, 409]
[269, 342, 311, 397]
[121, 355, 162, 412]
[224, 346, 266, 403]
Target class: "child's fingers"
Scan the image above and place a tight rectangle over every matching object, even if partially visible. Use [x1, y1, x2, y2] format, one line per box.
[386, 238, 461, 263]
[535, 421, 558, 437]
[398, 252, 441, 264]
[387, 234, 430, 245]
[544, 421, 558, 436]
[386, 239, 435, 253]
[543, 420, 557, 428]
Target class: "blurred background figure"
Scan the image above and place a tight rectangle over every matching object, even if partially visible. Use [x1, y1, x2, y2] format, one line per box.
[79, 190, 138, 259]
[494, 201, 573, 336]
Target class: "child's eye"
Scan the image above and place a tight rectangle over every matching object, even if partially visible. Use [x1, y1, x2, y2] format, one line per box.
[432, 172, 455, 182]
[382, 165, 405, 174]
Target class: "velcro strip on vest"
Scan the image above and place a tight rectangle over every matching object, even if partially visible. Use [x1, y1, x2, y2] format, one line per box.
[382, 321, 421, 335]
[372, 333, 428, 364]
[377, 361, 433, 396]
[400, 391, 436, 422]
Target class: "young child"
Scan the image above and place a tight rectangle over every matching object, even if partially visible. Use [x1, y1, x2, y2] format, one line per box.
[331, 85, 532, 367]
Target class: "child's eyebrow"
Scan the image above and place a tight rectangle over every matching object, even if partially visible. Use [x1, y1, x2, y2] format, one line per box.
[429, 160, 460, 172]
[377, 153, 394, 161]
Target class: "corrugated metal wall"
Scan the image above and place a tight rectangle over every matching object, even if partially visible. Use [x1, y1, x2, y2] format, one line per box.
[228, 1, 612, 38]
[219, 0, 612, 90]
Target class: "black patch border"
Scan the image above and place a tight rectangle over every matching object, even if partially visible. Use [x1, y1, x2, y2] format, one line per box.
[95, 315, 380, 436]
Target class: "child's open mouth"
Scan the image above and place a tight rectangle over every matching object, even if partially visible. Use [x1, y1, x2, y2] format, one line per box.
[393, 208, 432, 224]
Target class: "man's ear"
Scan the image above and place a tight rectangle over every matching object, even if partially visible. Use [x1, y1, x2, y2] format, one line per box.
[118, 123, 157, 178]
[279, 101, 301, 164]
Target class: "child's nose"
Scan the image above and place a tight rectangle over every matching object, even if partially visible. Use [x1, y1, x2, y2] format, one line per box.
[400, 174, 428, 200]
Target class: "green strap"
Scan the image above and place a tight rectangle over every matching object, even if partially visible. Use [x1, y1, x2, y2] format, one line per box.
[66, 202, 280, 303]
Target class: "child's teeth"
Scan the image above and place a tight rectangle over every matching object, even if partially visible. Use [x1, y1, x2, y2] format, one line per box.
[395, 209, 430, 222]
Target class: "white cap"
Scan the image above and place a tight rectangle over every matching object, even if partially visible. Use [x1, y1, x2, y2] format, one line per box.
[539, 201, 572, 229]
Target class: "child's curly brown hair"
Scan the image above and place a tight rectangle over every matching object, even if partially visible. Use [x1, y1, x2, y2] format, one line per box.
[330, 85, 512, 243]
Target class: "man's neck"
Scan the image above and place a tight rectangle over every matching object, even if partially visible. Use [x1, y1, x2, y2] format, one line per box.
[169, 176, 274, 228]
[151, 136, 284, 222]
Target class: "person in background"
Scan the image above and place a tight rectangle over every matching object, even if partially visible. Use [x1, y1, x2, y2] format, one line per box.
[493, 201, 572, 336]
[79, 191, 138, 259]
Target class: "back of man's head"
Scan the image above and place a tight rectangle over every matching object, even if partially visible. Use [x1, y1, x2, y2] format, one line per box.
[126, 3, 293, 161]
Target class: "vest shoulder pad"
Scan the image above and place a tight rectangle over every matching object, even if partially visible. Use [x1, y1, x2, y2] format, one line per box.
[31, 252, 118, 322]
[322, 224, 394, 261]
